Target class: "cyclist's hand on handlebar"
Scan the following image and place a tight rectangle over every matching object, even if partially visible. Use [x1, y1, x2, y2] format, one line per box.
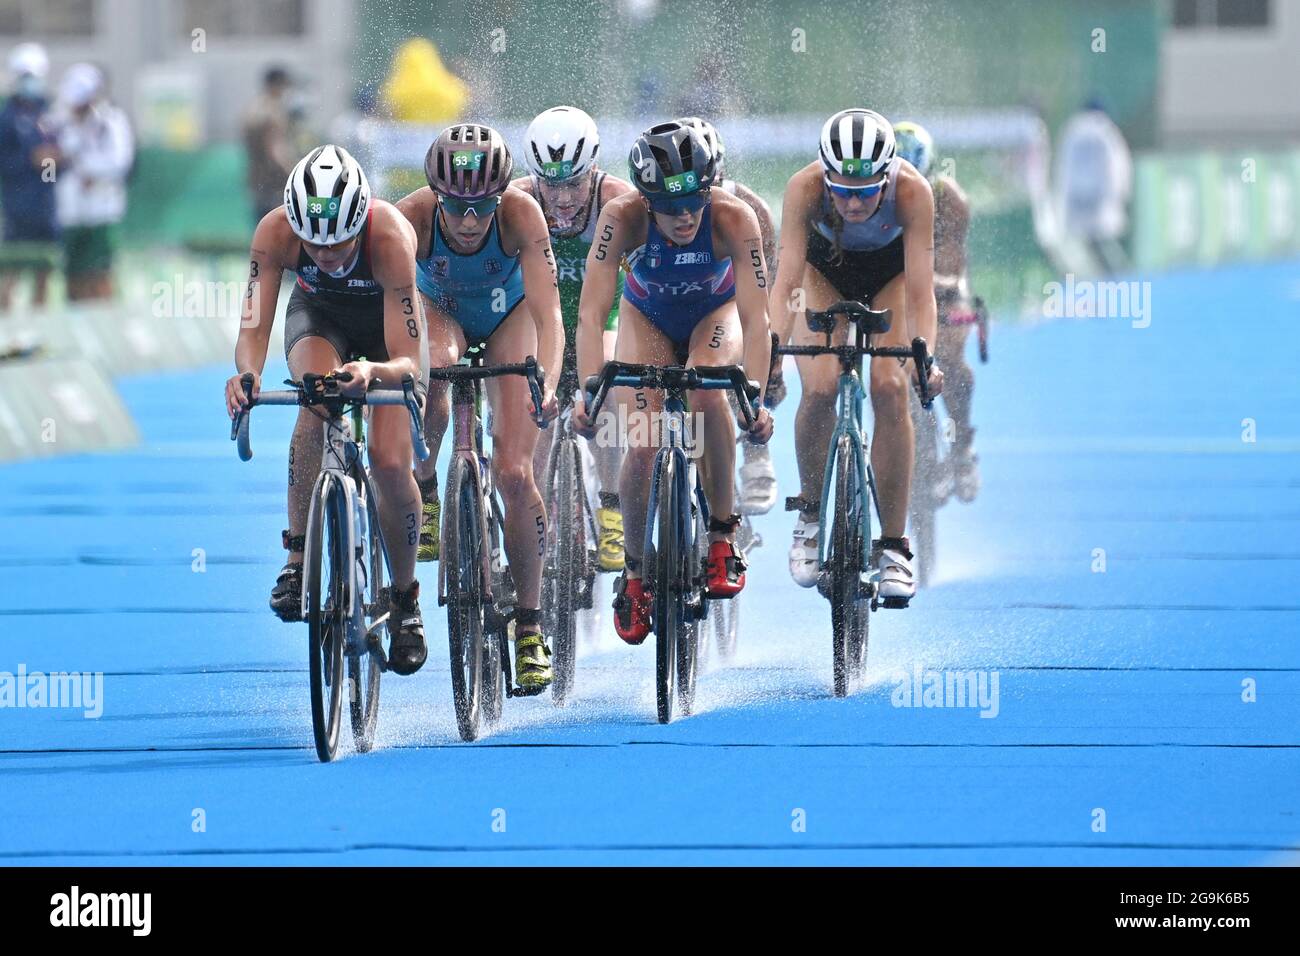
[531, 382, 559, 427]
[225, 370, 260, 419]
[913, 360, 944, 398]
[572, 394, 598, 439]
[746, 405, 775, 445]
[333, 361, 371, 398]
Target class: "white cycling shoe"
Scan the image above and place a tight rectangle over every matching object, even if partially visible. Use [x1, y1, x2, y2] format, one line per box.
[873, 537, 916, 606]
[738, 441, 778, 515]
[788, 512, 820, 588]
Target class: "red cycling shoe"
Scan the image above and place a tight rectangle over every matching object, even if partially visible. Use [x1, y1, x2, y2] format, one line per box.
[705, 540, 747, 598]
[613, 573, 652, 645]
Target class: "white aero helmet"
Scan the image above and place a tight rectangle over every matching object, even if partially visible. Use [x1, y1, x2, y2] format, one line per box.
[676, 116, 725, 178]
[819, 108, 895, 178]
[283, 144, 371, 245]
[523, 106, 600, 182]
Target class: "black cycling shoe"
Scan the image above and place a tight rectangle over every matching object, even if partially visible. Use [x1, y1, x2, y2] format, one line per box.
[387, 581, 427, 676]
[269, 561, 303, 622]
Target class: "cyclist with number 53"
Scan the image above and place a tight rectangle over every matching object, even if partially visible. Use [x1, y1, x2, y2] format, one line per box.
[573, 121, 775, 645]
[769, 108, 944, 604]
[223, 144, 432, 675]
[395, 124, 564, 691]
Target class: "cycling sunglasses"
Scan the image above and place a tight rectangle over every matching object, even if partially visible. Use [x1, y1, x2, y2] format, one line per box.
[646, 190, 710, 216]
[440, 194, 501, 217]
[824, 173, 888, 201]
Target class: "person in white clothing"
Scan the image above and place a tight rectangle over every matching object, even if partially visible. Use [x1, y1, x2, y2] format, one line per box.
[53, 63, 134, 301]
[1054, 99, 1132, 276]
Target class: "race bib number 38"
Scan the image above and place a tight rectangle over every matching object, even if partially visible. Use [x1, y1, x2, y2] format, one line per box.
[453, 150, 485, 170]
[306, 195, 341, 218]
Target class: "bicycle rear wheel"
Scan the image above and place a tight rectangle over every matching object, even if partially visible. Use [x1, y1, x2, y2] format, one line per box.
[829, 436, 869, 697]
[651, 453, 683, 724]
[909, 402, 941, 589]
[444, 457, 486, 742]
[544, 434, 581, 705]
[306, 474, 347, 762]
[348, 474, 384, 753]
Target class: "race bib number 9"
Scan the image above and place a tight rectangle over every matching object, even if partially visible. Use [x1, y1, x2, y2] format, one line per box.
[453, 150, 485, 170]
[542, 160, 574, 180]
[664, 171, 699, 194]
[306, 195, 341, 218]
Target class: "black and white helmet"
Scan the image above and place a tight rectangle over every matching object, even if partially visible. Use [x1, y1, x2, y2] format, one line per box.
[676, 116, 725, 178]
[818, 108, 895, 178]
[523, 106, 600, 182]
[628, 120, 717, 198]
[425, 123, 514, 198]
[283, 144, 371, 245]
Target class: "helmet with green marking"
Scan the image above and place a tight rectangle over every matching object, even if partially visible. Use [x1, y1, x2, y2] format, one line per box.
[893, 120, 935, 178]
[523, 106, 600, 182]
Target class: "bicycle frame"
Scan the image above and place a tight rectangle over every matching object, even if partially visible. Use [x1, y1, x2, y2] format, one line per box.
[815, 361, 875, 577]
[437, 374, 494, 611]
[644, 392, 705, 594]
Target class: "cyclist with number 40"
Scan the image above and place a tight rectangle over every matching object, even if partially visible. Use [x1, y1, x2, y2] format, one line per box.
[396, 124, 564, 692]
[573, 121, 775, 645]
[224, 144, 432, 675]
[770, 108, 944, 605]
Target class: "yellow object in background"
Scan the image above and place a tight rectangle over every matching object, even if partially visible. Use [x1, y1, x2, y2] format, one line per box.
[379, 38, 468, 124]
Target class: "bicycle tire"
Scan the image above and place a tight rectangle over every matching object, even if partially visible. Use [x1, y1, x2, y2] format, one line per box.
[910, 401, 941, 589]
[348, 473, 384, 753]
[651, 452, 681, 724]
[445, 457, 486, 742]
[675, 482, 703, 717]
[547, 435, 581, 705]
[306, 474, 346, 762]
[830, 436, 869, 697]
[481, 493, 506, 726]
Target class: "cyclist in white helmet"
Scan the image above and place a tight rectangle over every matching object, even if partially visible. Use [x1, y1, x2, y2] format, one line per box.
[513, 106, 635, 572]
[678, 116, 784, 516]
[224, 144, 432, 675]
[769, 108, 943, 605]
[396, 123, 564, 692]
[894, 120, 980, 502]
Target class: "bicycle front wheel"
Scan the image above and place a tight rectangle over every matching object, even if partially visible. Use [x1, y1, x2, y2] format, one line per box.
[445, 457, 486, 742]
[306, 474, 347, 762]
[349, 474, 384, 753]
[829, 436, 869, 697]
[651, 453, 686, 724]
[909, 401, 941, 589]
[545, 435, 581, 705]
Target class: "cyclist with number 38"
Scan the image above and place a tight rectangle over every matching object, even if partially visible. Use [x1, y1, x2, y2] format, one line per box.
[395, 124, 564, 692]
[573, 121, 775, 645]
[769, 109, 944, 605]
[223, 145, 432, 675]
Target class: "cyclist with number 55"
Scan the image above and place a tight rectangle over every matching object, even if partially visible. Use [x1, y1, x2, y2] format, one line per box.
[573, 121, 775, 645]
[396, 124, 564, 691]
[769, 108, 944, 605]
[223, 144, 432, 675]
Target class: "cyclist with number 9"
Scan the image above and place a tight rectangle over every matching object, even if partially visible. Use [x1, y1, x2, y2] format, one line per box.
[224, 144, 432, 675]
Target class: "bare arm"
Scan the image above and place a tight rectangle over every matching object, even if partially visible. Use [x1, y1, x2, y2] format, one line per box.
[731, 181, 778, 279]
[769, 166, 817, 347]
[505, 191, 564, 404]
[366, 207, 425, 390]
[933, 176, 970, 282]
[577, 197, 634, 387]
[720, 199, 773, 405]
[227, 213, 288, 416]
[898, 169, 939, 351]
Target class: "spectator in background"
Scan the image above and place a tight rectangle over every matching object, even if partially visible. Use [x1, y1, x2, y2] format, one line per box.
[1054, 97, 1133, 275]
[54, 63, 134, 302]
[241, 66, 296, 224]
[0, 42, 60, 311]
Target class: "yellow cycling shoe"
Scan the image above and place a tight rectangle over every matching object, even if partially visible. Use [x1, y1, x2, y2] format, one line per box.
[596, 506, 625, 572]
[417, 494, 440, 562]
[514, 631, 553, 691]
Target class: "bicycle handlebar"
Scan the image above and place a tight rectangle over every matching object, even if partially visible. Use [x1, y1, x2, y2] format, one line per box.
[583, 361, 761, 429]
[426, 354, 548, 429]
[231, 370, 430, 462]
